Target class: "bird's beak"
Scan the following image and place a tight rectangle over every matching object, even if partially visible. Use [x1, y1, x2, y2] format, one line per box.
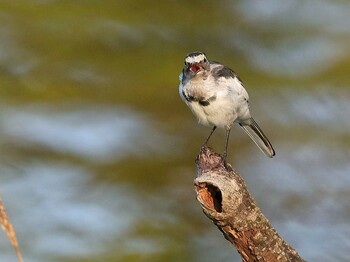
[189, 64, 201, 74]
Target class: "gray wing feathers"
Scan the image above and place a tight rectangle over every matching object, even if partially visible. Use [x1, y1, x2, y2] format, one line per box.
[239, 117, 275, 158]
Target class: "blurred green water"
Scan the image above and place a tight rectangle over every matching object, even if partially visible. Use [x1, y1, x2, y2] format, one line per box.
[1, 1, 350, 262]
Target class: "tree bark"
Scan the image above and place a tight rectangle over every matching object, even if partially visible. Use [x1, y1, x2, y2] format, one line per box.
[194, 146, 305, 262]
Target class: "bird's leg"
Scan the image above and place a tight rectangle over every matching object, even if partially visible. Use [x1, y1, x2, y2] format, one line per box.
[222, 126, 231, 161]
[202, 126, 217, 148]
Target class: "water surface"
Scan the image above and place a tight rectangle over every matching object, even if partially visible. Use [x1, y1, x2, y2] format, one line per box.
[1, 1, 350, 261]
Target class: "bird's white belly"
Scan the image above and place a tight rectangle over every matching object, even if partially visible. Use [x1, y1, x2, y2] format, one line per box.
[180, 72, 249, 129]
[187, 98, 237, 128]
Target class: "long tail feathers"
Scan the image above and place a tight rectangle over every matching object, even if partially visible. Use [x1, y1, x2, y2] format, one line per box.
[239, 118, 275, 158]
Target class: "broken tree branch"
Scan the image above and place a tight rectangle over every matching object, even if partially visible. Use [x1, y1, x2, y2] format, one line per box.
[194, 146, 304, 262]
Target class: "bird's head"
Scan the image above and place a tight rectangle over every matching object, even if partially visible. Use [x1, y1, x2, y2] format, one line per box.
[184, 52, 210, 75]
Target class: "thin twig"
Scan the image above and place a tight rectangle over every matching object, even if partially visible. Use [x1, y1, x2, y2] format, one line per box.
[0, 197, 24, 262]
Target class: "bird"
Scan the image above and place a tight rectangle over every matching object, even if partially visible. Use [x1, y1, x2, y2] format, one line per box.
[179, 51, 275, 160]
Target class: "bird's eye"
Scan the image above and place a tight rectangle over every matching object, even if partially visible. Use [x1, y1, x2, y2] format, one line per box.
[184, 61, 189, 66]
[203, 58, 207, 63]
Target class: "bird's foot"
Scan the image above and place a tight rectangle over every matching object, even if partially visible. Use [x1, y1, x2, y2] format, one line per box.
[221, 152, 228, 168]
[221, 150, 227, 161]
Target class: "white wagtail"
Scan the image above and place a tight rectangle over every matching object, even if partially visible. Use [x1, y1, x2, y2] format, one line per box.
[179, 51, 275, 159]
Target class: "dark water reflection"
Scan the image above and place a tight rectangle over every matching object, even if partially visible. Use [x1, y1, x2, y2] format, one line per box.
[1, 1, 350, 262]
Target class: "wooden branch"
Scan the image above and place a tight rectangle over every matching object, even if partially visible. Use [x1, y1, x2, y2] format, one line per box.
[194, 146, 305, 262]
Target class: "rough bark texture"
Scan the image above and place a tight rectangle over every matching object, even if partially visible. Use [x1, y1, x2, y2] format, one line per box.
[194, 146, 305, 262]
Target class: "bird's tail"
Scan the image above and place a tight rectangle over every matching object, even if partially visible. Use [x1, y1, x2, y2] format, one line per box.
[239, 117, 275, 158]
